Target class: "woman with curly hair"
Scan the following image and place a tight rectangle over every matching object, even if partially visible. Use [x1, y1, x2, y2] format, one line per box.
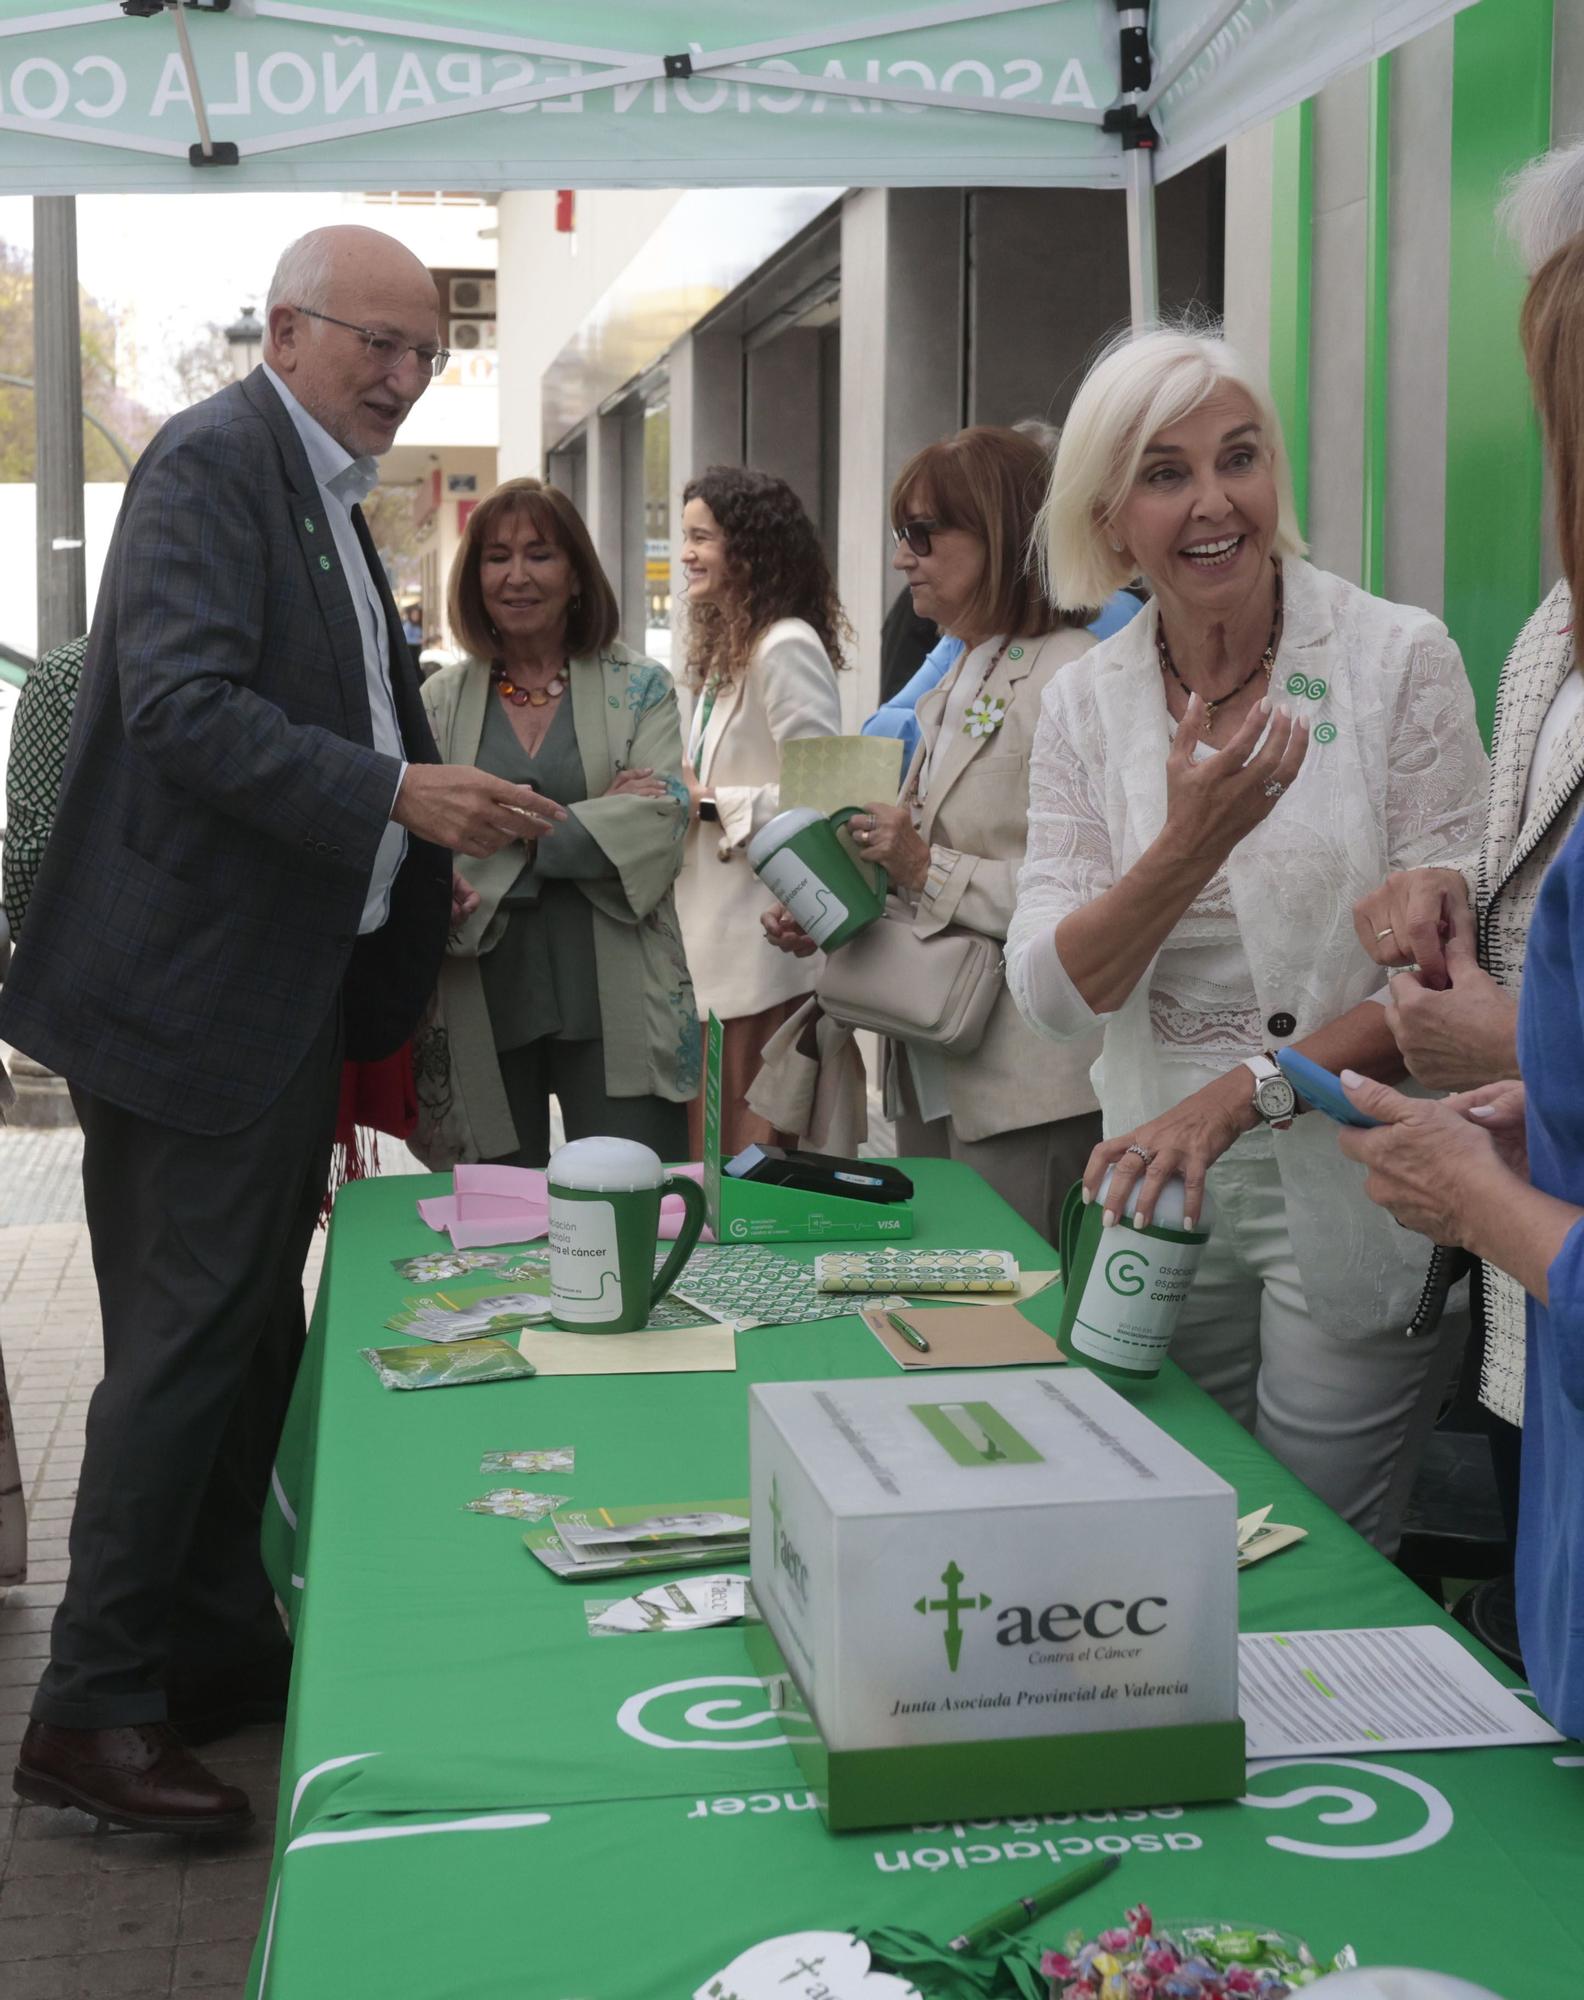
[675, 465, 846, 1154]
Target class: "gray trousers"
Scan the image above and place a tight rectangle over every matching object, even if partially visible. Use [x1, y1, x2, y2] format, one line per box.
[488, 1037, 690, 1170]
[895, 1094, 1103, 1252]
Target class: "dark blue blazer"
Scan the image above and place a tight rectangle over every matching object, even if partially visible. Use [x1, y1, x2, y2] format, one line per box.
[0, 370, 451, 1134]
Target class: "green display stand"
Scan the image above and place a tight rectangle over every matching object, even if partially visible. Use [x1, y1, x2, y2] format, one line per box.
[744, 1619, 1246, 1834]
[703, 1013, 914, 1243]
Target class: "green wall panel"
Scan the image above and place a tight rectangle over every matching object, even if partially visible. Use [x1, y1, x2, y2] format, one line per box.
[1444, 0, 1554, 743]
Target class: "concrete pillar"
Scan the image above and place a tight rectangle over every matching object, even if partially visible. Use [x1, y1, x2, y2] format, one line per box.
[667, 325, 743, 644]
[745, 328, 824, 529]
[1223, 123, 1275, 381]
[32, 196, 86, 657]
[1306, 67, 1372, 586]
[836, 188, 965, 724]
[582, 407, 625, 617]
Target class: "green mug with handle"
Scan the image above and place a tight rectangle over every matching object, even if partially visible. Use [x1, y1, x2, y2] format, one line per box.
[1056, 1168, 1214, 1383]
[747, 804, 889, 951]
[547, 1137, 708, 1334]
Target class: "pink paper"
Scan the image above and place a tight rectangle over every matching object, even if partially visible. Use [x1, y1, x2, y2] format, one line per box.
[417, 1162, 711, 1247]
[455, 1164, 547, 1203]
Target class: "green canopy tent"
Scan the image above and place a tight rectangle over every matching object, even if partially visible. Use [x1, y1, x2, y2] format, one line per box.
[1, 0, 1479, 325]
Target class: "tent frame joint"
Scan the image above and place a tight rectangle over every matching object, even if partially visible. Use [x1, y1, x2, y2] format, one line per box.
[1102, 102, 1158, 151]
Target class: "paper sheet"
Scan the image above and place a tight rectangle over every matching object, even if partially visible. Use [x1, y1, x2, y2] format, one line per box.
[779, 735, 906, 817]
[515, 1318, 736, 1376]
[1238, 1625, 1564, 1759]
[857, 1301, 1065, 1370]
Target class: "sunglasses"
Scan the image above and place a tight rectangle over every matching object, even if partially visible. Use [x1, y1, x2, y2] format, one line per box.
[891, 517, 941, 558]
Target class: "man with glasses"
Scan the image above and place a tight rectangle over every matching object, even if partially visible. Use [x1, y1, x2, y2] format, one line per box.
[0, 225, 557, 1835]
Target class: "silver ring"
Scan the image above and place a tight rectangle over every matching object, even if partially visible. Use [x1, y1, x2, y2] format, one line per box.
[1262, 779, 1285, 800]
[1375, 925, 1397, 941]
[1123, 1143, 1155, 1166]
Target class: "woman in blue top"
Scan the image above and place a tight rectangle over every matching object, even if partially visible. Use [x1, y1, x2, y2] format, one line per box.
[1335, 234, 1584, 1737]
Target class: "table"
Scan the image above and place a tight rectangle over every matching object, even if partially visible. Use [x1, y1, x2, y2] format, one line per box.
[247, 1163, 1584, 1999]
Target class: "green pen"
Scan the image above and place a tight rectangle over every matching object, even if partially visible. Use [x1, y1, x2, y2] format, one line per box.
[947, 1853, 1121, 1953]
[886, 1309, 931, 1354]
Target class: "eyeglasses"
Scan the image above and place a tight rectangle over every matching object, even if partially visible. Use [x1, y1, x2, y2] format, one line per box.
[891, 518, 941, 557]
[293, 307, 450, 379]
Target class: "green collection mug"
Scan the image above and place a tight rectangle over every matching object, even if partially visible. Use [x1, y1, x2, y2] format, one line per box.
[747, 804, 888, 951]
[1055, 1169, 1214, 1382]
[546, 1137, 707, 1334]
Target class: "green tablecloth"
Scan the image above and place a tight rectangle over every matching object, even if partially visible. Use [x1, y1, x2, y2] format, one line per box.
[248, 1164, 1584, 1999]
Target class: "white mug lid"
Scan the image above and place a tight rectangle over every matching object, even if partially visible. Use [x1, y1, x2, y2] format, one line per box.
[746, 805, 825, 869]
[548, 1135, 664, 1192]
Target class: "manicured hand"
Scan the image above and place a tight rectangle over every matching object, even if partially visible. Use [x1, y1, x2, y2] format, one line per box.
[1162, 696, 1308, 873]
[449, 870, 480, 927]
[761, 902, 819, 958]
[1351, 866, 1472, 990]
[605, 766, 669, 798]
[1336, 1070, 1512, 1244]
[852, 801, 929, 894]
[393, 764, 566, 858]
[1081, 1070, 1256, 1232]
[1449, 1078, 1529, 1180]
[1384, 926, 1519, 1088]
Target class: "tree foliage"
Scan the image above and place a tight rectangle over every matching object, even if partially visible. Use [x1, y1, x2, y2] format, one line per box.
[0, 237, 161, 483]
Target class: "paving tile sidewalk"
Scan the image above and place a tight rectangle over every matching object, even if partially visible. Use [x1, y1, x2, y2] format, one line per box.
[0, 1211, 327, 1999]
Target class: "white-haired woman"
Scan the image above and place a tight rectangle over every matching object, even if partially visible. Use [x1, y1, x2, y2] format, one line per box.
[1005, 327, 1490, 1551]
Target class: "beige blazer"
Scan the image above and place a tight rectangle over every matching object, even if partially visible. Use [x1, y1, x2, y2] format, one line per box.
[901, 627, 1103, 1142]
[675, 617, 842, 1019]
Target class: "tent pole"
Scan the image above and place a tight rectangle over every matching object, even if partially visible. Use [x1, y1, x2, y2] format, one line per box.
[1106, 0, 1160, 330]
[32, 196, 87, 657]
[1125, 148, 1160, 329]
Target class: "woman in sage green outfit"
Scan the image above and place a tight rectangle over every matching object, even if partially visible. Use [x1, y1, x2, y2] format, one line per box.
[413, 478, 698, 1168]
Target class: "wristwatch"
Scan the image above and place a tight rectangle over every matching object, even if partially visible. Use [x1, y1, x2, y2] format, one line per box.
[1243, 1052, 1297, 1130]
[697, 797, 719, 823]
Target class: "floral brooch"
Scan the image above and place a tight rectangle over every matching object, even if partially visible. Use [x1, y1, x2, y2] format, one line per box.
[964, 693, 1007, 739]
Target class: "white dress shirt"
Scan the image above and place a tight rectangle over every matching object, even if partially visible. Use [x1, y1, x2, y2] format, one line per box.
[263, 364, 406, 934]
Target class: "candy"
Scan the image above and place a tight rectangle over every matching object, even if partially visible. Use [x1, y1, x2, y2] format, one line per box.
[1042, 1906, 1351, 2000]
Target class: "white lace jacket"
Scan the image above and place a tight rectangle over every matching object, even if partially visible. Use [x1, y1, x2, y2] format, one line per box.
[1006, 557, 1489, 1338]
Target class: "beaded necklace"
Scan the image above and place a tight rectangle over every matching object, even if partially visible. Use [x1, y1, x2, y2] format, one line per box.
[490, 660, 567, 708]
[1155, 559, 1284, 733]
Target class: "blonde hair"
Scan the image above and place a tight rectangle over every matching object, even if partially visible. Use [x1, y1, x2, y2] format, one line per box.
[1038, 325, 1306, 612]
[1521, 235, 1584, 622]
[1499, 139, 1584, 275]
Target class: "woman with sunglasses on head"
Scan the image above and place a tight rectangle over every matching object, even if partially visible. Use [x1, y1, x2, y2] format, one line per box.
[675, 465, 846, 1156]
[1004, 327, 1490, 1552]
[761, 425, 1103, 1241]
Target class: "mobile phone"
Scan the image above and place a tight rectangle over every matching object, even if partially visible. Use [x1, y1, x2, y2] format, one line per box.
[1275, 1049, 1382, 1129]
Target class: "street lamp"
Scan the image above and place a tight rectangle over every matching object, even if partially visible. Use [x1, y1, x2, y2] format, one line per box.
[225, 305, 264, 381]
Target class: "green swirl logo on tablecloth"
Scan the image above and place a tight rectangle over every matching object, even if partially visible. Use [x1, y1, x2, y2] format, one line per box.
[1240, 1757, 1453, 1858]
[617, 1675, 819, 1751]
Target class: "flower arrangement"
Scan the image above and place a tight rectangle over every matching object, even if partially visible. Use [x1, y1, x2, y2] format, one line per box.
[1041, 1905, 1352, 1999]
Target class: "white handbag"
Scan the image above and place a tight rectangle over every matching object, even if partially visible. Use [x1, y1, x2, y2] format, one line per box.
[815, 899, 1004, 1055]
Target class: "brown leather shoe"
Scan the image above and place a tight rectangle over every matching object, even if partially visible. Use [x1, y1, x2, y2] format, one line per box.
[13, 1721, 253, 1835]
